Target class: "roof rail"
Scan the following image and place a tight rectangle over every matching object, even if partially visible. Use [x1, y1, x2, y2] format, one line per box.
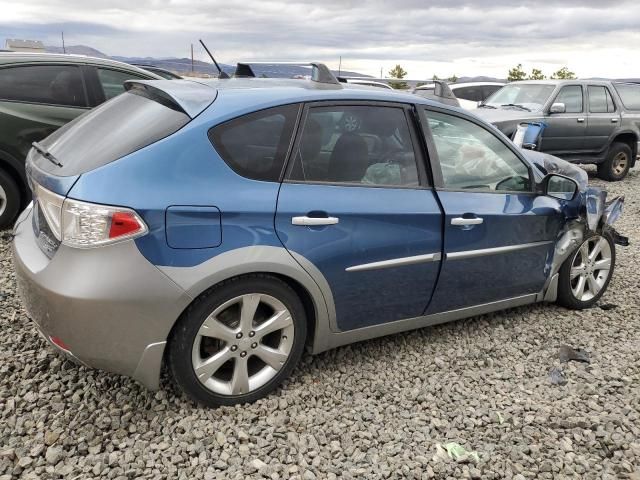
[233, 62, 341, 86]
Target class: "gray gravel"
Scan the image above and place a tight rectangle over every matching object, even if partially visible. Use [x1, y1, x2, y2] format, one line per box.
[1, 166, 640, 479]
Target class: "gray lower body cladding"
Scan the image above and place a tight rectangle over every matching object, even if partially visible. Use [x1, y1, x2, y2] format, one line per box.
[12, 208, 192, 389]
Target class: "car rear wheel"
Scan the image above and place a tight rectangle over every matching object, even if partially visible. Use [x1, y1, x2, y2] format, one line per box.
[0, 168, 21, 230]
[597, 142, 631, 181]
[557, 233, 615, 309]
[168, 275, 307, 407]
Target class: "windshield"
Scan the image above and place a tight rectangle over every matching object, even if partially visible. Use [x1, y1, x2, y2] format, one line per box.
[483, 84, 556, 111]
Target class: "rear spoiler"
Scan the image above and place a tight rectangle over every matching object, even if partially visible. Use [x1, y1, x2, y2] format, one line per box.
[233, 62, 341, 86]
[124, 79, 217, 119]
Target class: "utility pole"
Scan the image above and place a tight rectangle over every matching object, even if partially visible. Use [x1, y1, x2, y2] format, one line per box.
[380, 67, 383, 79]
[338, 56, 342, 76]
[190, 43, 194, 73]
[61, 31, 66, 54]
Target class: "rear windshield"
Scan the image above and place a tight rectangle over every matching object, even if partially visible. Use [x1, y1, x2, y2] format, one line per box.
[613, 83, 640, 110]
[34, 90, 190, 176]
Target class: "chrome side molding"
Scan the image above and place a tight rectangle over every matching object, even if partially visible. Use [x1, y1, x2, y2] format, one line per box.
[446, 240, 553, 261]
[346, 252, 442, 272]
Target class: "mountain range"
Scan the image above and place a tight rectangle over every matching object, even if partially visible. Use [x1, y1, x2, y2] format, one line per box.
[43, 44, 509, 83]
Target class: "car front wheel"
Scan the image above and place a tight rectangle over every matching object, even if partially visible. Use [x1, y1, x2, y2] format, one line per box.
[168, 275, 307, 407]
[557, 233, 615, 309]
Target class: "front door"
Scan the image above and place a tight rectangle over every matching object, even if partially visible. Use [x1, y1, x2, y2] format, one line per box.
[421, 108, 564, 313]
[542, 84, 587, 155]
[275, 102, 442, 331]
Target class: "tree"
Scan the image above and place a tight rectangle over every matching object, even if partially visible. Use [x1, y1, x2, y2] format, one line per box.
[447, 74, 458, 83]
[388, 64, 408, 90]
[551, 67, 576, 80]
[432, 74, 440, 80]
[528, 68, 546, 80]
[507, 64, 527, 82]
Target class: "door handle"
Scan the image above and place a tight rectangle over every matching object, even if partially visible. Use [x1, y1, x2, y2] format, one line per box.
[577, 118, 585, 123]
[611, 118, 619, 123]
[292, 216, 339, 226]
[451, 217, 484, 226]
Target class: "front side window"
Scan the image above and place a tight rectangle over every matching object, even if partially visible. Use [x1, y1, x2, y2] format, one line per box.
[209, 105, 299, 182]
[588, 86, 615, 113]
[425, 110, 530, 192]
[288, 105, 420, 187]
[97, 68, 147, 100]
[0, 65, 87, 107]
[554, 85, 583, 113]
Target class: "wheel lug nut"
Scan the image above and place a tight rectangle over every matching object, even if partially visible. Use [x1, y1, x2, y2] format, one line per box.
[236, 332, 243, 339]
[240, 351, 247, 358]
[251, 342, 257, 349]
[230, 345, 238, 351]
[249, 331, 255, 337]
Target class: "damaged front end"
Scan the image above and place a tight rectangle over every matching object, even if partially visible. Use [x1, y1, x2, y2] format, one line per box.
[524, 151, 629, 302]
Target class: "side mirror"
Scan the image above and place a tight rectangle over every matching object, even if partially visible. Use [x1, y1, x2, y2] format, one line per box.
[549, 102, 566, 114]
[543, 174, 578, 201]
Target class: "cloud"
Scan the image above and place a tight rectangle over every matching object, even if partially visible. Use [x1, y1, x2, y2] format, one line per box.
[1, 0, 639, 78]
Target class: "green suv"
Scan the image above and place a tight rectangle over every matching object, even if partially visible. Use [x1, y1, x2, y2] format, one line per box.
[0, 53, 161, 229]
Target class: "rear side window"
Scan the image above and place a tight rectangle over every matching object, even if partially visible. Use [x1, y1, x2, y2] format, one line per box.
[97, 68, 148, 100]
[288, 105, 420, 187]
[482, 85, 503, 100]
[453, 86, 483, 102]
[613, 83, 640, 110]
[554, 85, 583, 113]
[588, 86, 615, 113]
[209, 105, 299, 182]
[0, 65, 87, 107]
[33, 90, 190, 176]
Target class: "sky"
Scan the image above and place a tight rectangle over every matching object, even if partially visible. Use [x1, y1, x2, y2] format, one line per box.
[1, 0, 639, 79]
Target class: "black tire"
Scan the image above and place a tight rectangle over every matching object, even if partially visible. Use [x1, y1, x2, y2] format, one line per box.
[0, 168, 21, 231]
[557, 232, 615, 309]
[168, 274, 307, 407]
[597, 142, 631, 181]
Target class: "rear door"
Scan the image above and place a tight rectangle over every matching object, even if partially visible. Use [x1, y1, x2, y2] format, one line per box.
[584, 85, 620, 153]
[0, 63, 89, 161]
[542, 84, 587, 155]
[420, 107, 564, 313]
[275, 102, 443, 331]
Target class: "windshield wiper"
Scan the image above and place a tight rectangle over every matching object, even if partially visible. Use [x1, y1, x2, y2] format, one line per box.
[477, 103, 496, 109]
[500, 103, 531, 112]
[32, 142, 63, 168]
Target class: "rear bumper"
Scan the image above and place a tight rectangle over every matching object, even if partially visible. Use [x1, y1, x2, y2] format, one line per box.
[12, 208, 192, 390]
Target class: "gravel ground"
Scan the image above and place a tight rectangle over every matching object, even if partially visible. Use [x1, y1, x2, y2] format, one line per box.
[1, 166, 639, 480]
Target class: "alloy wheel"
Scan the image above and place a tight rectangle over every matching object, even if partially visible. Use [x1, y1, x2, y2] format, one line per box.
[0, 183, 6, 217]
[569, 235, 612, 301]
[612, 152, 628, 176]
[191, 293, 295, 396]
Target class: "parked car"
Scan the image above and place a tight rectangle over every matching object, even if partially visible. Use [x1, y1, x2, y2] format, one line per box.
[474, 80, 640, 181]
[131, 64, 182, 80]
[13, 64, 626, 407]
[0, 53, 161, 229]
[413, 81, 505, 109]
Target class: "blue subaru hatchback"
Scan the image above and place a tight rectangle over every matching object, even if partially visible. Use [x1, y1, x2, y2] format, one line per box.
[13, 64, 625, 406]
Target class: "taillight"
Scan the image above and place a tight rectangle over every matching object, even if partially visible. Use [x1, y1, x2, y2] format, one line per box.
[61, 198, 147, 248]
[33, 184, 147, 248]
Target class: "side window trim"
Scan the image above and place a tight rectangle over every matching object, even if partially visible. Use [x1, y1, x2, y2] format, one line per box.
[419, 105, 535, 193]
[551, 84, 584, 114]
[0, 63, 90, 108]
[283, 100, 429, 189]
